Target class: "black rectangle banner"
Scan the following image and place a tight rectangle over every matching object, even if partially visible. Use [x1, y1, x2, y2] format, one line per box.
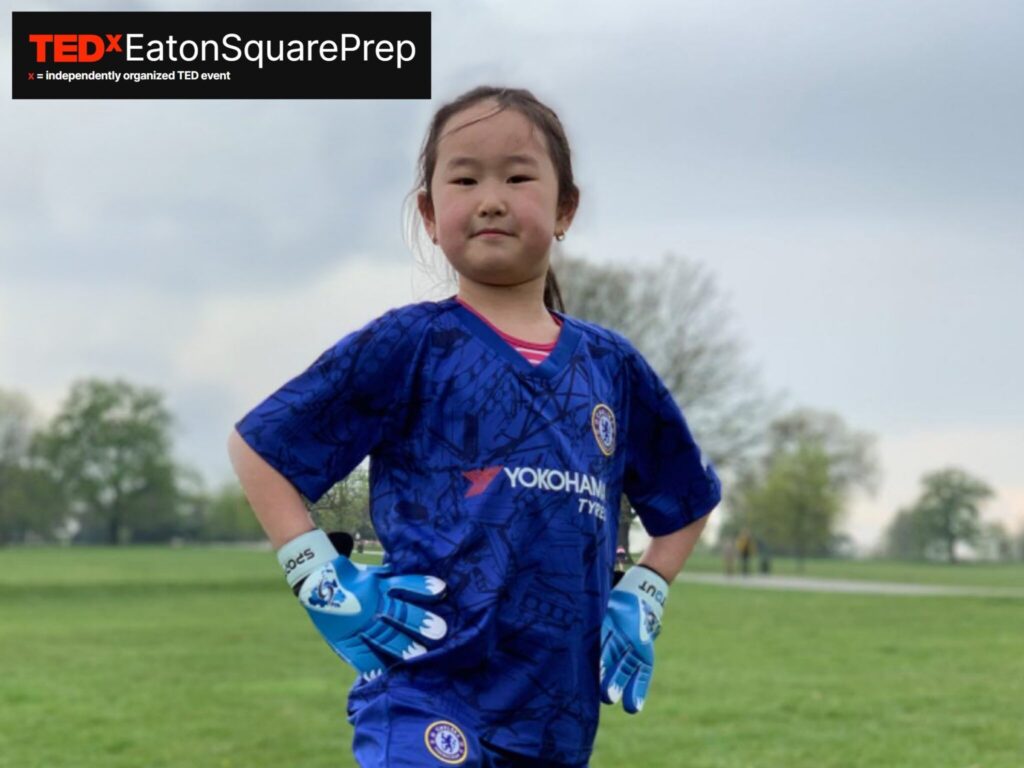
[12, 11, 431, 99]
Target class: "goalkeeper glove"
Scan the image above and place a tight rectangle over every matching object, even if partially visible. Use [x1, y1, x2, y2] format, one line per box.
[600, 564, 669, 713]
[278, 529, 447, 682]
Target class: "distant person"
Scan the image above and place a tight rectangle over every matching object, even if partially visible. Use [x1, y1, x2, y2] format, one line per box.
[722, 536, 737, 576]
[737, 527, 757, 576]
[757, 538, 771, 575]
[354, 531, 364, 555]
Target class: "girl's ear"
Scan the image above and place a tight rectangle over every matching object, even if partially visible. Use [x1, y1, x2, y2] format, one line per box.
[417, 190, 437, 241]
[556, 189, 580, 235]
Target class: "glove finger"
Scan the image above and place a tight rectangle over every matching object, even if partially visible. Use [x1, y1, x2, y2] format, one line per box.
[599, 630, 630, 704]
[622, 661, 652, 714]
[607, 650, 640, 706]
[333, 635, 388, 682]
[360, 618, 429, 662]
[380, 596, 448, 643]
[328, 555, 360, 582]
[382, 573, 447, 603]
[599, 625, 617, 690]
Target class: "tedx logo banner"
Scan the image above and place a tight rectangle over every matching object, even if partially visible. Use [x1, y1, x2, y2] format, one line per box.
[12, 11, 432, 99]
[28, 34, 124, 62]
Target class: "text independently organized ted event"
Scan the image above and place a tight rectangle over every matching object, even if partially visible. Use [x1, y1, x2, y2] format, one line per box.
[38, 71, 231, 82]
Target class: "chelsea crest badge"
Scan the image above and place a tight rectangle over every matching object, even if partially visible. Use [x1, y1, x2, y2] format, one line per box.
[424, 720, 468, 764]
[591, 403, 616, 457]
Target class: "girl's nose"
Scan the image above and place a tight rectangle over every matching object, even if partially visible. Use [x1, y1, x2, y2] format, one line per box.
[476, 199, 507, 217]
[475, 181, 508, 217]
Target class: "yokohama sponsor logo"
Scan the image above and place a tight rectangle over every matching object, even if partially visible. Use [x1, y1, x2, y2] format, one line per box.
[503, 466, 607, 502]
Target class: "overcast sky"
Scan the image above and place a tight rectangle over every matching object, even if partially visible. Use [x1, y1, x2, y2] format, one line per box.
[2, 0, 1021, 551]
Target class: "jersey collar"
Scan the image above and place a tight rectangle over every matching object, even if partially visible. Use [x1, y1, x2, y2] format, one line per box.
[445, 297, 581, 379]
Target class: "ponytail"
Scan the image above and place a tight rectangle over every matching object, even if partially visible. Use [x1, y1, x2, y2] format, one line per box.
[543, 268, 565, 314]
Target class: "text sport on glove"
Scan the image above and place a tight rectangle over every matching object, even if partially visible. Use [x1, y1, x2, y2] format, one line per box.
[600, 564, 669, 713]
[278, 529, 448, 681]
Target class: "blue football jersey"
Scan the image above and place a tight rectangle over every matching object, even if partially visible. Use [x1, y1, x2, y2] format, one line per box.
[235, 296, 721, 764]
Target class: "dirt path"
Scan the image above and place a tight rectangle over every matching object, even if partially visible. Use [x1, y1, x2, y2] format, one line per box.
[676, 572, 1024, 598]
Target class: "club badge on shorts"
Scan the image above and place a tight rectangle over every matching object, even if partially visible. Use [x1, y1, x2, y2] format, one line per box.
[424, 720, 468, 764]
[591, 403, 616, 457]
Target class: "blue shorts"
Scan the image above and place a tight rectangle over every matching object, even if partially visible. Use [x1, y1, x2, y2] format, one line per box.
[348, 688, 588, 768]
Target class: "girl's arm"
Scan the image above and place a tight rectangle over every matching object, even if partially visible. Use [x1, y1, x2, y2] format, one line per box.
[227, 428, 317, 549]
[637, 514, 710, 582]
[227, 427, 449, 683]
[601, 514, 710, 714]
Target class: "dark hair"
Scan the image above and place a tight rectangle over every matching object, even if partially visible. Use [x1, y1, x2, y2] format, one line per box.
[414, 86, 579, 313]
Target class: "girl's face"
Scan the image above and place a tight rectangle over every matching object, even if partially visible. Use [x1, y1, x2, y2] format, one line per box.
[418, 100, 575, 290]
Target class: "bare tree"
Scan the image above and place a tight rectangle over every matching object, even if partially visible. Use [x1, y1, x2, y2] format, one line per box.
[553, 251, 771, 471]
[551, 250, 773, 552]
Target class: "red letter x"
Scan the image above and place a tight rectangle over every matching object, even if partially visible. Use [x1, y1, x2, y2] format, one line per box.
[105, 34, 122, 52]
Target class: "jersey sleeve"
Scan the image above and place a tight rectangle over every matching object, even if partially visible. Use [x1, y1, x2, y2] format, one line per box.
[233, 307, 423, 504]
[622, 344, 722, 536]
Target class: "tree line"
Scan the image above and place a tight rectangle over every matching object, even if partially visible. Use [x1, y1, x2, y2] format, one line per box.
[1, 252, 1017, 560]
[0, 383, 371, 545]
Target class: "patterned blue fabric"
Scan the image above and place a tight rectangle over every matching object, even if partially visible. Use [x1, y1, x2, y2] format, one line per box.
[350, 686, 589, 767]
[236, 296, 721, 764]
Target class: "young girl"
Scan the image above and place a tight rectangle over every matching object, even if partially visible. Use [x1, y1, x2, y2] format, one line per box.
[228, 85, 721, 768]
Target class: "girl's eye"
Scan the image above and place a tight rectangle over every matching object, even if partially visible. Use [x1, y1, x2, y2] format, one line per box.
[451, 176, 532, 185]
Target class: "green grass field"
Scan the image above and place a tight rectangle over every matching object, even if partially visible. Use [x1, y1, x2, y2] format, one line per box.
[1, 547, 1022, 767]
